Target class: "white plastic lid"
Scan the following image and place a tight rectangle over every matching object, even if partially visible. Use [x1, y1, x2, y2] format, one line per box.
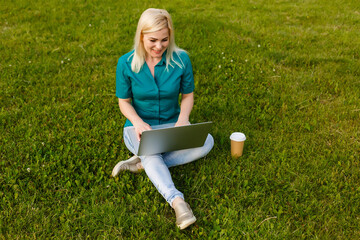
[230, 132, 246, 141]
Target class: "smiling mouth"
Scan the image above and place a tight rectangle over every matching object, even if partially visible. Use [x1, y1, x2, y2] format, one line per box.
[153, 50, 162, 54]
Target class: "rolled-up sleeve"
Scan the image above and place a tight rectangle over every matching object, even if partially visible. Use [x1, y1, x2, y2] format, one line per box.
[116, 57, 132, 99]
[180, 52, 195, 94]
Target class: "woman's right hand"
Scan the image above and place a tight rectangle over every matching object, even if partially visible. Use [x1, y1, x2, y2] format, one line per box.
[118, 98, 152, 141]
[133, 120, 152, 141]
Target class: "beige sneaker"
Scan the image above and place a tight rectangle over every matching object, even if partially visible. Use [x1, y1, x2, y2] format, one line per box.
[111, 155, 141, 177]
[174, 202, 197, 230]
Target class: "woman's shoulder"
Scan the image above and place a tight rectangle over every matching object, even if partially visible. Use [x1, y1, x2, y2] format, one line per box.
[118, 50, 135, 64]
[173, 49, 189, 59]
[172, 49, 191, 65]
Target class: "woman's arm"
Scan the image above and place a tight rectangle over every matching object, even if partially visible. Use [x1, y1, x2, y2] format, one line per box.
[118, 98, 152, 141]
[175, 92, 194, 127]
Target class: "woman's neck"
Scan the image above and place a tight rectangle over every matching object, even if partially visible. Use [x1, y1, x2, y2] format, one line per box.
[145, 55, 162, 66]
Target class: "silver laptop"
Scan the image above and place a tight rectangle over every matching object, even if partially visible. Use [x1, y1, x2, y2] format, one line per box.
[128, 122, 212, 156]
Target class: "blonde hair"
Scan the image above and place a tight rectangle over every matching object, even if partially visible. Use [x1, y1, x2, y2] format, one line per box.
[130, 8, 185, 73]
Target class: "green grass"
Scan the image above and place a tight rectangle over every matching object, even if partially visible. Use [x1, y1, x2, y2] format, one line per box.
[1, 0, 360, 238]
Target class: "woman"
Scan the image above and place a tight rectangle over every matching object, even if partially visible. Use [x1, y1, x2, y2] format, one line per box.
[112, 8, 214, 230]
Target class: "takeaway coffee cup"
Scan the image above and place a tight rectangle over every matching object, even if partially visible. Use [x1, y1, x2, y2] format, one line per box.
[230, 132, 246, 157]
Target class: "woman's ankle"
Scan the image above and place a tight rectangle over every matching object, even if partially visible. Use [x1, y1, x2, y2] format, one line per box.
[172, 197, 185, 208]
[136, 162, 144, 170]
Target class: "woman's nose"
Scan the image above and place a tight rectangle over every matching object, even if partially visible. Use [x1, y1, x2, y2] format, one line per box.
[155, 42, 162, 49]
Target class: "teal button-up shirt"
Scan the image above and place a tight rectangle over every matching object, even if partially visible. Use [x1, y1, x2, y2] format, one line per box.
[116, 50, 194, 127]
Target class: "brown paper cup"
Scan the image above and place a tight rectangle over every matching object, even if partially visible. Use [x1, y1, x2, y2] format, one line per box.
[230, 132, 246, 157]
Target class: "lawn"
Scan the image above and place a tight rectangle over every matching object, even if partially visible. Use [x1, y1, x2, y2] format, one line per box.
[1, 0, 360, 239]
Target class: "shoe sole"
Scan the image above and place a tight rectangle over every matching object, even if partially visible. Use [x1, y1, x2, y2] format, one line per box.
[178, 216, 196, 230]
[111, 156, 140, 177]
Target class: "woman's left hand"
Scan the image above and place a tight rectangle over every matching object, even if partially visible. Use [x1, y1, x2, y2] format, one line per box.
[175, 92, 193, 127]
[175, 119, 190, 127]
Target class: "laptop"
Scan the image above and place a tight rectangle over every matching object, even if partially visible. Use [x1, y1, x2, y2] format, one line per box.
[128, 122, 212, 156]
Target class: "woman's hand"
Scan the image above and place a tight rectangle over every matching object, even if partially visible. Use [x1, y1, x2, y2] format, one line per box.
[133, 120, 152, 141]
[175, 92, 193, 127]
[118, 98, 152, 141]
[175, 119, 190, 127]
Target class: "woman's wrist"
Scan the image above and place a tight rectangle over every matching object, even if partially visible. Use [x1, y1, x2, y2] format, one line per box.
[178, 114, 189, 122]
[175, 116, 190, 127]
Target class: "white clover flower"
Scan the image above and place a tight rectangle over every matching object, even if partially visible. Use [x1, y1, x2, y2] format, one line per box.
[61, 61, 64, 64]
[258, 44, 261, 47]
[223, 56, 225, 59]
[231, 59, 233, 62]
[68, 58, 70, 61]
[245, 59, 248, 62]
[27, 168, 31, 172]
[9, 64, 12, 67]
[273, 68, 276, 72]
[221, 52, 224, 55]
[218, 65, 221, 68]
[89, 24, 92, 27]
[29, 61, 31, 63]
[209, 45, 212, 48]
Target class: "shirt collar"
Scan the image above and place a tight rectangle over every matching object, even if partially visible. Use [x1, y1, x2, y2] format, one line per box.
[156, 50, 167, 66]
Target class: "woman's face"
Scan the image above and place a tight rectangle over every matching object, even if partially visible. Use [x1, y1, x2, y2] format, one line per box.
[142, 28, 169, 61]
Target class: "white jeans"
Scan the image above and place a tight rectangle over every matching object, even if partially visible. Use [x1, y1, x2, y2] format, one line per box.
[123, 123, 214, 206]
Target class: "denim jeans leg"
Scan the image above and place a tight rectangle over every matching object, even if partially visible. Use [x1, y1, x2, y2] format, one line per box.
[162, 134, 214, 168]
[140, 154, 184, 205]
[123, 127, 137, 155]
[123, 126, 184, 206]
